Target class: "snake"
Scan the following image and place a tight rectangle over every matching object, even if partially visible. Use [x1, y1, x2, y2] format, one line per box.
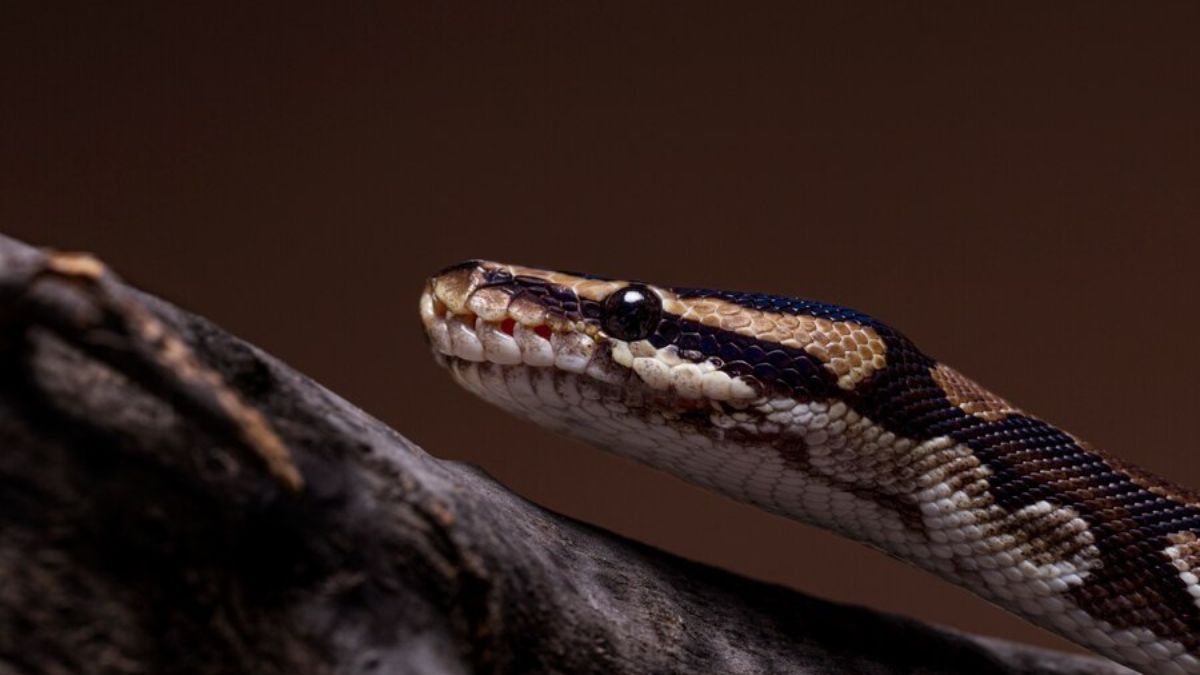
[419, 259, 1200, 674]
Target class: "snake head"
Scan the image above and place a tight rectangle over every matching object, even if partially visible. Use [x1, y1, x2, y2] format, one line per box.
[420, 260, 890, 449]
[421, 259, 759, 403]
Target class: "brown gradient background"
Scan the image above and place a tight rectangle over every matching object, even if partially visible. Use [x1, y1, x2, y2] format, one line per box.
[3, 3, 1198, 655]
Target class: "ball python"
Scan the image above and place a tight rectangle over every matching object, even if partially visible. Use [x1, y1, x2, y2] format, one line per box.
[419, 259, 1200, 674]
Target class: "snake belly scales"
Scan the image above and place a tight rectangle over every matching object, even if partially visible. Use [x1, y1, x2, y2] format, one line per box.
[419, 259, 1200, 674]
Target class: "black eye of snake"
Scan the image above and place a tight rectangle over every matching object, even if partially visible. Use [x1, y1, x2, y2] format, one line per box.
[601, 284, 662, 341]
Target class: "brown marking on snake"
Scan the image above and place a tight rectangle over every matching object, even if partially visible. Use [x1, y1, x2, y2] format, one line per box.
[943, 418, 1200, 650]
[1102, 446, 1200, 509]
[997, 501, 1097, 567]
[930, 363, 1019, 422]
[780, 409, 945, 536]
[973, 417, 1200, 650]
[848, 327, 1200, 654]
[775, 434, 930, 536]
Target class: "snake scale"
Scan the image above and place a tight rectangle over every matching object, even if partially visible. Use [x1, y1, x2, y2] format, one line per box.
[420, 260, 1200, 674]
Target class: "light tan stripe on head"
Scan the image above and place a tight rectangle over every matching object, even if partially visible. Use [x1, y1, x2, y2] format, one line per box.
[661, 296, 888, 390]
[496, 263, 628, 300]
[485, 263, 889, 390]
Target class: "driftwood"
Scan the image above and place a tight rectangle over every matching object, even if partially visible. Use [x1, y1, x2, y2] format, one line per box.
[0, 233, 1131, 675]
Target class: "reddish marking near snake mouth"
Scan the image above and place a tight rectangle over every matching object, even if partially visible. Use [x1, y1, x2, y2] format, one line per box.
[500, 318, 516, 335]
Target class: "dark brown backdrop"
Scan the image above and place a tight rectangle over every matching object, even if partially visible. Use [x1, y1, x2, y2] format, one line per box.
[3, 3, 1198, 654]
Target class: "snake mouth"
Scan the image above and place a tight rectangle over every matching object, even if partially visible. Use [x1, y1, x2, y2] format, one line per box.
[419, 279, 604, 374]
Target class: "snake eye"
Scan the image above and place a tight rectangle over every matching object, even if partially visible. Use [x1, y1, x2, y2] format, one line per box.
[601, 284, 662, 341]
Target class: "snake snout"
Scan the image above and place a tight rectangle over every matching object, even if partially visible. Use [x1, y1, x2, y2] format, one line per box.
[425, 259, 490, 316]
[420, 260, 591, 369]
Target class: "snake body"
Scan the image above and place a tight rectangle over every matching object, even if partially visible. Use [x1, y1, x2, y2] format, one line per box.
[420, 260, 1200, 674]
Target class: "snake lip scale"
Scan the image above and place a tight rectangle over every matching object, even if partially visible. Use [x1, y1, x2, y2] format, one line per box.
[420, 259, 1200, 674]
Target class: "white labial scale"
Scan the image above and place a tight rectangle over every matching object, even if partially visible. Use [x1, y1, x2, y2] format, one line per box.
[477, 318, 522, 365]
[419, 290, 438, 327]
[551, 332, 594, 373]
[671, 363, 705, 399]
[429, 318, 453, 356]
[632, 357, 671, 390]
[513, 322, 555, 367]
[448, 316, 485, 362]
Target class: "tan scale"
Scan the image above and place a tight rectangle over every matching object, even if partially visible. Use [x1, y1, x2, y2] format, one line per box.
[930, 363, 1020, 422]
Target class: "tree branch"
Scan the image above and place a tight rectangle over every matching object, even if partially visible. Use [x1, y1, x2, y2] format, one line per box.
[0, 234, 1130, 674]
